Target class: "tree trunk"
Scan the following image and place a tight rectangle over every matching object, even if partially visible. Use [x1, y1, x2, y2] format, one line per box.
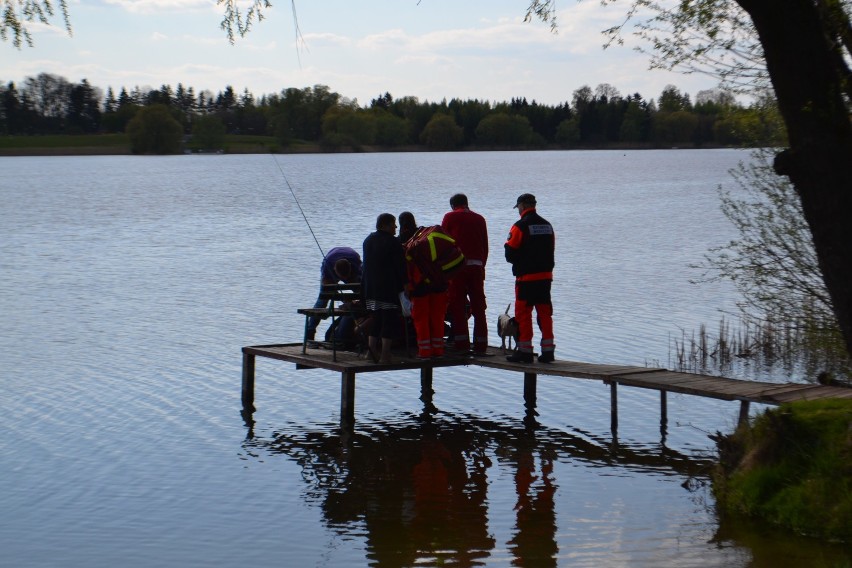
[736, 0, 852, 357]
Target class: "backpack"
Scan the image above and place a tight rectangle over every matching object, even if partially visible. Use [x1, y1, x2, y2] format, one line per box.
[404, 225, 465, 286]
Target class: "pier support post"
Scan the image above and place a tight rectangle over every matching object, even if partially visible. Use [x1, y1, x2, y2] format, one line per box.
[523, 372, 537, 409]
[341, 370, 356, 426]
[420, 366, 434, 403]
[610, 381, 618, 437]
[660, 390, 668, 441]
[738, 400, 750, 426]
[241, 352, 256, 412]
[523, 372, 538, 427]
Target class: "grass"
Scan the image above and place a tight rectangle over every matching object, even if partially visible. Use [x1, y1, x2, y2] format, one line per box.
[712, 399, 852, 542]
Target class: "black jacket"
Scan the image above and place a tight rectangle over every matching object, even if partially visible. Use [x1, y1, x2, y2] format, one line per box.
[504, 208, 555, 280]
[362, 229, 407, 303]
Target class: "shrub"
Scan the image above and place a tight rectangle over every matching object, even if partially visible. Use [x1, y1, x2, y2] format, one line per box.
[713, 399, 852, 542]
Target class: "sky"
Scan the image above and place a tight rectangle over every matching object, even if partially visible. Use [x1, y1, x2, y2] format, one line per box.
[5, 0, 723, 106]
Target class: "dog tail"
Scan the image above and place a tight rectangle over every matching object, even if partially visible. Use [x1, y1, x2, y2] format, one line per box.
[504, 303, 511, 315]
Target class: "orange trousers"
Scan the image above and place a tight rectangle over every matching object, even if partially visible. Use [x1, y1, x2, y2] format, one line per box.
[514, 296, 555, 355]
[411, 291, 448, 358]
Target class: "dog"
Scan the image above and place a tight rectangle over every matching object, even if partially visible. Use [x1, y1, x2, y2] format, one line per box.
[497, 304, 520, 353]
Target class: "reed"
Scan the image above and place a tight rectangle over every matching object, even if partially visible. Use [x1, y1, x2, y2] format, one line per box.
[670, 315, 850, 382]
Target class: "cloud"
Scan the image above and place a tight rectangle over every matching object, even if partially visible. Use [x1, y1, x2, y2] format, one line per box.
[357, 19, 550, 53]
[180, 34, 223, 46]
[18, 20, 72, 37]
[300, 32, 351, 48]
[394, 53, 456, 67]
[349, 8, 631, 65]
[358, 28, 410, 50]
[102, 0, 210, 14]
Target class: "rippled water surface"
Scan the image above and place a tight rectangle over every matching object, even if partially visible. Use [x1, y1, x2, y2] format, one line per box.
[2, 151, 848, 567]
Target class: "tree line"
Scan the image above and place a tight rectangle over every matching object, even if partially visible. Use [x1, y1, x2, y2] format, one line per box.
[1, 72, 785, 151]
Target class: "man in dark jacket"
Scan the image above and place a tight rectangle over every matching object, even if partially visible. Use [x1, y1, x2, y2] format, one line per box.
[363, 213, 407, 363]
[504, 193, 556, 363]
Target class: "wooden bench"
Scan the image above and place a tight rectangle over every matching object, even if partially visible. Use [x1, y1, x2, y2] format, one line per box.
[297, 283, 367, 361]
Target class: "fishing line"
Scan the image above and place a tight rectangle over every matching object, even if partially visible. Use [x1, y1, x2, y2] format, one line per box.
[271, 155, 325, 258]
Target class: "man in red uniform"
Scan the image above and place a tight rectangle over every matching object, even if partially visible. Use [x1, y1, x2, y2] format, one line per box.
[504, 193, 556, 363]
[402, 213, 466, 359]
[406, 268, 448, 359]
[442, 193, 489, 354]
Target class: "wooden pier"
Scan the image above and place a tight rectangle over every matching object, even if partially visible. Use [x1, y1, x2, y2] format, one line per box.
[241, 343, 852, 429]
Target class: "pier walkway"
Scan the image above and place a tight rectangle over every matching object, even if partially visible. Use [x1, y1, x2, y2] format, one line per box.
[241, 342, 852, 428]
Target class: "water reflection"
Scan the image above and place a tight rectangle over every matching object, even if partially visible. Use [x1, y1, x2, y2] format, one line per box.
[507, 440, 558, 567]
[712, 514, 852, 568]
[244, 406, 712, 567]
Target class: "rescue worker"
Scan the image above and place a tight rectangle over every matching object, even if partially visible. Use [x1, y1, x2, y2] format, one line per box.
[504, 193, 556, 363]
[403, 215, 450, 359]
[442, 193, 489, 354]
[363, 213, 407, 364]
[306, 246, 362, 341]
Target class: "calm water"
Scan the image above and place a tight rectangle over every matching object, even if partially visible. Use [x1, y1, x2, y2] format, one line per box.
[2, 151, 848, 567]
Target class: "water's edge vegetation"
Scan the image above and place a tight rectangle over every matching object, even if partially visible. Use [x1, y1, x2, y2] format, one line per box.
[712, 399, 852, 543]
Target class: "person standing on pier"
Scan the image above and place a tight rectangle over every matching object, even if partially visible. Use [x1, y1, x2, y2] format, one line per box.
[399, 211, 419, 245]
[400, 212, 457, 359]
[363, 213, 407, 364]
[442, 193, 489, 355]
[504, 194, 556, 364]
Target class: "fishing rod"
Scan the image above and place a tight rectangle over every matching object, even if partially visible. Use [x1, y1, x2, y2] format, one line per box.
[271, 155, 325, 258]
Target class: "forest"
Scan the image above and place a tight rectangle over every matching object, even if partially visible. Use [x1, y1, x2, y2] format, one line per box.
[1, 73, 785, 152]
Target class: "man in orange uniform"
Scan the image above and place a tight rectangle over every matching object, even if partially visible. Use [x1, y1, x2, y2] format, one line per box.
[504, 193, 556, 363]
[442, 193, 489, 354]
[403, 219, 451, 359]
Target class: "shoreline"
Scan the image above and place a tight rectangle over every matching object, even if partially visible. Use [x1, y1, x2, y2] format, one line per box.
[0, 134, 740, 157]
[0, 142, 737, 157]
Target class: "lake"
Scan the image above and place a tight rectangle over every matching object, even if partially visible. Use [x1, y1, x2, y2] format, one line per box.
[2, 150, 848, 567]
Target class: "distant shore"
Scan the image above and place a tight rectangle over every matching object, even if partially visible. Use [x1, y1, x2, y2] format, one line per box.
[0, 134, 732, 157]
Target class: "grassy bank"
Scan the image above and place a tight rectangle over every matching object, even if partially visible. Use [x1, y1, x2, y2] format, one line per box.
[712, 398, 852, 542]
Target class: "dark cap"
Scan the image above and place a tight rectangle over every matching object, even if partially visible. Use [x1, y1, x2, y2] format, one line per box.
[514, 193, 536, 209]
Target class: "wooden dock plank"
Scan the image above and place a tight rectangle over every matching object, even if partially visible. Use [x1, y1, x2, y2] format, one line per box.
[477, 358, 663, 380]
[243, 343, 475, 374]
[613, 372, 751, 394]
[624, 380, 744, 401]
[616, 371, 726, 386]
[557, 363, 663, 376]
[611, 372, 816, 401]
[631, 379, 827, 403]
[611, 374, 846, 404]
[746, 384, 815, 397]
[769, 386, 852, 403]
[242, 343, 852, 409]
